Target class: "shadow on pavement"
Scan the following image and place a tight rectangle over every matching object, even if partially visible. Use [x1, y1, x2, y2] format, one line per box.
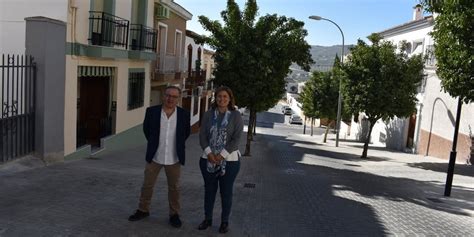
[275, 136, 390, 162]
[407, 162, 474, 177]
[258, 132, 474, 219]
[251, 139, 388, 236]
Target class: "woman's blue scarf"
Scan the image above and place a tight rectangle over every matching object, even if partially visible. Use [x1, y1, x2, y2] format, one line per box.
[207, 109, 231, 176]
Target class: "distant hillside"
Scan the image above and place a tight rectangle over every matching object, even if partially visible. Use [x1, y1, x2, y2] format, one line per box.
[290, 45, 353, 73]
[310, 45, 353, 66]
[288, 44, 354, 81]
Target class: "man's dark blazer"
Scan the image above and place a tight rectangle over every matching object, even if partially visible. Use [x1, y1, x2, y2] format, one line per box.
[143, 105, 191, 165]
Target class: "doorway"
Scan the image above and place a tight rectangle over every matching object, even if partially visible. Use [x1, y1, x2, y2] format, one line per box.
[77, 76, 110, 148]
[406, 112, 417, 148]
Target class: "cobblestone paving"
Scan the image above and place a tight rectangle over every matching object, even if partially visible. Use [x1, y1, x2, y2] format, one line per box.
[0, 108, 472, 237]
[246, 109, 474, 236]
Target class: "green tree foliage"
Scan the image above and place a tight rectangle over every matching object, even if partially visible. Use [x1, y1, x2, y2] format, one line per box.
[420, 0, 473, 103]
[343, 34, 424, 158]
[299, 56, 347, 142]
[312, 71, 339, 142]
[298, 74, 317, 135]
[198, 0, 313, 155]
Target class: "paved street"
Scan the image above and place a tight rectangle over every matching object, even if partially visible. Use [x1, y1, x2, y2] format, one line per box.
[0, 104, 473, 236]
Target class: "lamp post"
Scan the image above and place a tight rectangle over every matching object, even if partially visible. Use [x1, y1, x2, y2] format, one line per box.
[309, 15, 344, 147]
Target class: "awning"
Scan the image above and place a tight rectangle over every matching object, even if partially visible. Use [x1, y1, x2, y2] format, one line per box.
[78, 66, 114, 77]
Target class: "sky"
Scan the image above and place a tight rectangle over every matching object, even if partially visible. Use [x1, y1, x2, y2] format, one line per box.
[176, 0, 425, 46]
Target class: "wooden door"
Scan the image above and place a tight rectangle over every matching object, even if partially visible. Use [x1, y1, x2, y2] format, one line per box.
[79, 76, 109, 147]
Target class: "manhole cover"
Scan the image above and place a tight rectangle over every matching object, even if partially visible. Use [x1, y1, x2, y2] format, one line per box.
[244, 183, 256, 188]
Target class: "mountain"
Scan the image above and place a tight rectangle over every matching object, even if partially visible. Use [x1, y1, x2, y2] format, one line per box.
[288, 45, 353, 80]
[309, 45, 353, 66]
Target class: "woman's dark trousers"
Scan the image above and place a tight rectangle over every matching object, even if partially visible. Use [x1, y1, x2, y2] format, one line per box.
[199, 158, 240, 223]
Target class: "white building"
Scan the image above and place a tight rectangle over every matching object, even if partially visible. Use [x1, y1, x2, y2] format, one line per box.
[348, 5, 473, 163]
[0, 0, 194, 160]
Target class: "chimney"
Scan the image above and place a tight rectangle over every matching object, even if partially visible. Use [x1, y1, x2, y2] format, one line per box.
[413, 4, 423, 21]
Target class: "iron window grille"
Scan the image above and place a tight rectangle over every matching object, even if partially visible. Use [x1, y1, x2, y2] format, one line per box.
[128, 72, 145, 110]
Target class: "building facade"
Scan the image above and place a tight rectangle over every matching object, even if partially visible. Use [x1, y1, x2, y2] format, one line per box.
[150, 0, 191, 107]
[348, 5, 473, 163]
[1, 0, 198, 160]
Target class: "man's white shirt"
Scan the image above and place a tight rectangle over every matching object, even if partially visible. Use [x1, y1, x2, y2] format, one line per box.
[153, 109, 178, 165]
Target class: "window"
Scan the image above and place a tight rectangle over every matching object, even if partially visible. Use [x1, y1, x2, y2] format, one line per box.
[425, 45, 436, 66]
[412, 41, 423, 55]
[128, 71, 145, 110]
[175, 31, 182, 55]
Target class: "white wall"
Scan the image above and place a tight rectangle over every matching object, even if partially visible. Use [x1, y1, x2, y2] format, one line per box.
[64, 56, 151, 155]
[420, 72, 474, 140]
[190, 95, 200, 126]
[184, 35, 202, 71]
[0, 0, 68, 54]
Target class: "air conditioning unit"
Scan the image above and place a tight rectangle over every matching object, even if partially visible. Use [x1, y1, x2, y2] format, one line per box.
[154, 4, 170, 19]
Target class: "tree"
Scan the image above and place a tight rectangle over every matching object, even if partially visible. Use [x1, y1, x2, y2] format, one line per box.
[198, 0, 313, 156]
[420, 1, 473, 103]
[299, 56, 346, 142]
[343, 33, 424, 158]
[298, 76, 317, 135]
[420, 0, 473, 196]
[311, 71, 339, 142]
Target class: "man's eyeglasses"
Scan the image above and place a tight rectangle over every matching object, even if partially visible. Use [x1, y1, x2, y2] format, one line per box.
[165, 94, 179, 99]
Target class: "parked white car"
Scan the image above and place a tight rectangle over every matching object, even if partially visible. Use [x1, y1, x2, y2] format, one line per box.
[289, 114, 303, 124]
[284, 107, 293, 115]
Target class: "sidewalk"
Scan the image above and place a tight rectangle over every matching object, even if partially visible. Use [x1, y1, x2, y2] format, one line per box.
[0, 127, 473, 236]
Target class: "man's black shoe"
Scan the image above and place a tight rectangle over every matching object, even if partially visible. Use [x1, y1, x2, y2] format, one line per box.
[219, 222, 229, 233]
[198, 219, 212, 230]
[128, 209, 149, 221]
[169, 214, 182, 228]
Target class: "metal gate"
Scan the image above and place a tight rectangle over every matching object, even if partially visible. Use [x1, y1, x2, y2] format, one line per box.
[1, 54, 36, 163]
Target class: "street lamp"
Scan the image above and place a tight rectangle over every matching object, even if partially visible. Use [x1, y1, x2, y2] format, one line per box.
[309, 15, 344, 147]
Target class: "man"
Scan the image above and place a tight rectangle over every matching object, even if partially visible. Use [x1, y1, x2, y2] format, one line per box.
[128, 85, 190, 228]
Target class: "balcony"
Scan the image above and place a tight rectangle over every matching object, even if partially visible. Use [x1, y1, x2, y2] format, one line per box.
[155, 54, 186, 74]
[187, 70, 206, 84]
[130, 24, 157, 52]
[88, 11, 129, 49]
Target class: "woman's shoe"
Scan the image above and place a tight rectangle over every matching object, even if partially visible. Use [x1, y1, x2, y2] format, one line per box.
[219, 222, 229, 233]
[198, 219, 212, 230]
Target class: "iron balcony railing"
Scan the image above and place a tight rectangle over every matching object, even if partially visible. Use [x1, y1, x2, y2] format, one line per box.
[155, 54, 186, 73]
[89, 11, 129, 49]
[187, 70, 206, 85]
[130, 24, 157, 52]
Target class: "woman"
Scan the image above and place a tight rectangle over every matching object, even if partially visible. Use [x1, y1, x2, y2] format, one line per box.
[198, 86, 243, 233]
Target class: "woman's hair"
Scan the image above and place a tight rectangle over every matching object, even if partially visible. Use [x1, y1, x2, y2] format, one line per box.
[211, 86, 236, 111]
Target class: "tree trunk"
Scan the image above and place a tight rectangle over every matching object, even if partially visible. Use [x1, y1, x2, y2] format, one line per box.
[311, 118, 314, 136]
[323, 121, 330, 143]
[250, 111, 256, 141]
[303, 117, 306, 134]
[243, 109, 254, 156]
[253, 113, 257, 136]
[361, 121, 376, 158]
[323, 120, 334, 143]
